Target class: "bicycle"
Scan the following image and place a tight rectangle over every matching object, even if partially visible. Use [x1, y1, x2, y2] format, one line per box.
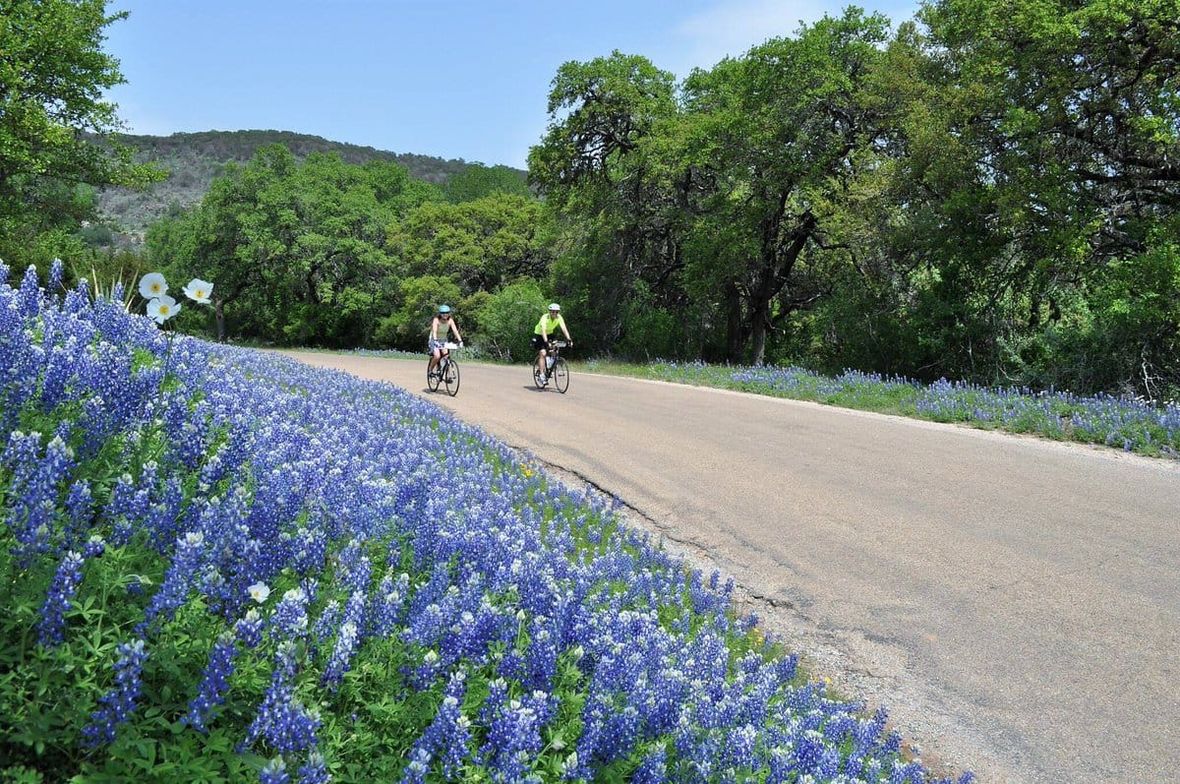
[532, 340, 570, 393]
[427, 342, 461, 396]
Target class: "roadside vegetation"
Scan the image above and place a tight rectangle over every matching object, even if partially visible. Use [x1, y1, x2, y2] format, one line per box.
[580, 361, 1180, 458]
[1, 265, 976, 783]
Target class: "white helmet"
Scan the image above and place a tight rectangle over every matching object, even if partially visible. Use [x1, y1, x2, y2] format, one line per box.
[548, 303, 561, 312]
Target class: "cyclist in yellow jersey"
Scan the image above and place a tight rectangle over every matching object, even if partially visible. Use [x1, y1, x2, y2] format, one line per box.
[532, 303, 572, 385]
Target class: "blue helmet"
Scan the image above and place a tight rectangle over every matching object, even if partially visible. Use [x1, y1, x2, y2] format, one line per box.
[438, 305, 452, 314]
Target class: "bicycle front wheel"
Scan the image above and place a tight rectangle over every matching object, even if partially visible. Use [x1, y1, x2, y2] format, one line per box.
[427, 361, 441, 392]
[444, 359, 460, 396]
[553, 357, 569, 393]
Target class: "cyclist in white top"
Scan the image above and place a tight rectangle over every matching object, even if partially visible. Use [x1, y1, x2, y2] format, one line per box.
[428, 304, 463, 378]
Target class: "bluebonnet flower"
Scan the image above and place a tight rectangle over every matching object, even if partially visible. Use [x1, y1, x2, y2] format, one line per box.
[322, 589, 368, 689]
[140, 531, 206, 629]
[260, 757, 290, 784]
[243, 642, 321, 755]
[321, 619, 359, 690]
[404, 669, 472, 779]
[524, 615, 558, 691]
[271, 587, 310, 640]
[37, 550, 86, 646]
[481, 683, 547, 783]
[632, 746, 667, 784]
[292, 526, 328, 574]
[83, 638, 149, 747]
[297, 750, 331, 784]
[313, 600, 342, 643]
[400, 748, 431, 784]
[48, 257, 64, 295]
[185, 632, 238, 732]
[82, 534, 106, 558]
[18, 264, 41, 317]
[236, 609, 265, 649]
[370, 572, 409, 637]
[8, 434, 74, 563]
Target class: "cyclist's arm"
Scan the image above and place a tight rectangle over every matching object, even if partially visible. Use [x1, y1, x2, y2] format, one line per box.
[451, 322, 463, 342]
[559, 316, 571, 342]
[540, 317, 548, 342]
[430, 317, 440, 341]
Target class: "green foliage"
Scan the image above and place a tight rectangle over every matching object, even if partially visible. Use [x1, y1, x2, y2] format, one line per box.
[442, 163, 531, 203]
[144, 145, 560, 353]
[530, 1, 1180, 396]
[0, 0, 161, 270]
[32, 0, 1172, 398]
[374, 275, 463, 348]
[616, 282, 681, 361]
[468, 279, 548, 361]
[389, 193, 553, 294]
[96, 130, 503, 237]
[147, 145, 438, 346]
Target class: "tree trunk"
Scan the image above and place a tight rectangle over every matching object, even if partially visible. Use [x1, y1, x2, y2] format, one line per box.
[725, 282, 743, 362]
[215, 298, 226, 342]
[750, 303, 769, 366]
[747, 210, 817, 366]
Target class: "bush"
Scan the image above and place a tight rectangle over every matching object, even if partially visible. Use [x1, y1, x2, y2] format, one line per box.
[468, 279, 548, 361]
[616, 282, 682, 361]
[374, 275, 462, 349]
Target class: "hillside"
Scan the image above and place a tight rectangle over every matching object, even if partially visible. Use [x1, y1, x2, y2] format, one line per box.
[95, 130, 513, 237]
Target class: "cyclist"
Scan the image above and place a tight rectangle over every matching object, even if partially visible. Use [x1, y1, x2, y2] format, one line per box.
[428, 305, 463, 378]
[532, 303, 572, 385]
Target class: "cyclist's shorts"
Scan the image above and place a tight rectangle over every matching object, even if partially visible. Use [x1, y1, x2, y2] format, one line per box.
[530, 335, 548, 351]
[427, 339, 446, 353]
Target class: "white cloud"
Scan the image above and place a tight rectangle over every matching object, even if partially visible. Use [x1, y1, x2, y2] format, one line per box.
[671, 0, 836, 72]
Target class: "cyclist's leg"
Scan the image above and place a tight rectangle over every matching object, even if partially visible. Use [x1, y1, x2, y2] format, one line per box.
[428, 346, 441, 374]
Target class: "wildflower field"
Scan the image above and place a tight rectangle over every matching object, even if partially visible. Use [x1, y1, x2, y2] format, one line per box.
[1, 263, 972, 783]
[582, 361, 1180, 459]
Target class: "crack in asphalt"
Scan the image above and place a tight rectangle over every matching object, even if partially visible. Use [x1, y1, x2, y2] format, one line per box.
[509, 443, 722, 564]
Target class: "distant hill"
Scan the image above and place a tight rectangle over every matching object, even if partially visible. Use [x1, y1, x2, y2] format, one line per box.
[95, 130, 517, 240]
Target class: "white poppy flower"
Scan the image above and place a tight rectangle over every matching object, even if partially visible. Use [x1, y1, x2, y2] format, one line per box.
[147, 295, 181, 324]
[182, 278, 214, 304]
[247, 582, 271, 604]
[139, 272, 168, 299]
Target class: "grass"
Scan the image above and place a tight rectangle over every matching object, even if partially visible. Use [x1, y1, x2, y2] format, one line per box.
[575, 359, 1180, 459]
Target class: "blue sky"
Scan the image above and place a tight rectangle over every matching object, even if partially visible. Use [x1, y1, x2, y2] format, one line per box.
[106, 1, 918, 169]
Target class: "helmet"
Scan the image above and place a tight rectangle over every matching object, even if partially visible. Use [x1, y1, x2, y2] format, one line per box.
[548, 303, 561, 312]
[438, 304, 452, 314]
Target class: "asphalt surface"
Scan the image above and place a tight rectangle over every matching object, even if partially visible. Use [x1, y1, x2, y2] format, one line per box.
[288, 351, 1180, 783]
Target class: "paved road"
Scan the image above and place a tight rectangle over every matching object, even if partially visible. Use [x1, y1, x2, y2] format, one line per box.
[289, 352, 1180, 783]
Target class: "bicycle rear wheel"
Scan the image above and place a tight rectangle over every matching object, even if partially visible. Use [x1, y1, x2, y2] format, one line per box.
[427, 361, 441, 392]
[444, 359, 460, 396]
[553, 357, 569, 393]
